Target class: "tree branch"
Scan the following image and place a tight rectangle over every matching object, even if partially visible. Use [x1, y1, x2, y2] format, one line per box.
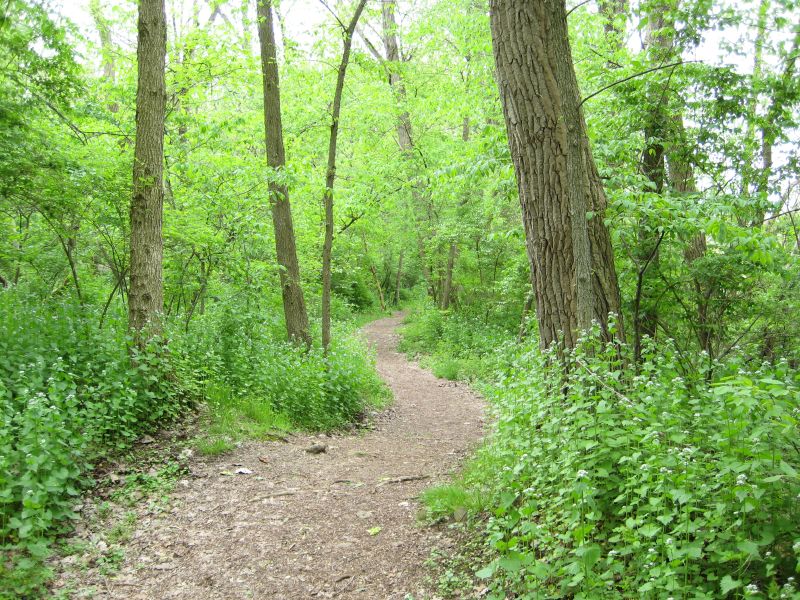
[579, 61, 693, 107]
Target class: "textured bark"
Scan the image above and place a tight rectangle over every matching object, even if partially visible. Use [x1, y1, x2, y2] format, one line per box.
[256, 0, 312, 347]
[490, 0, 623, 348]
[129, 0, 166, 340]
[320, 0, 368, 352]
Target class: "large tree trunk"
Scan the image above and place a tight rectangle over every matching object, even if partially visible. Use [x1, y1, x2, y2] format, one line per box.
[256, 0, 312, 347]
[320, 0, 367, 352]
[129, 0, 167, 341]
[490, 0, 624, 349]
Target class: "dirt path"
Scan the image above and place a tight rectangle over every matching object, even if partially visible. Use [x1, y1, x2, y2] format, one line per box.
[63, 314, 484, 599]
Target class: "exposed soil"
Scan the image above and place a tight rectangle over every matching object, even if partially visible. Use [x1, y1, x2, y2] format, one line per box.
[55, 313, 485, 599]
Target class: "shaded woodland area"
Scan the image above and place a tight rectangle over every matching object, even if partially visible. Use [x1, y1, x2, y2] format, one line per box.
[1, 0, 799, 597]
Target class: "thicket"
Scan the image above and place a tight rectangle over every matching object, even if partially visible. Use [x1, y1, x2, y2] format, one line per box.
[403, 305, 800, 599]
[0, 288, 385, 597]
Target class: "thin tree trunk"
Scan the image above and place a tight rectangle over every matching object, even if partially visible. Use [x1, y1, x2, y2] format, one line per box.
[394, 250, 403, 305]
[89, 0, 118, 112]
[363, 236, 386, 311]
[440, 243, 457, 310]
[490, 0, 623, 349]
[740, 0, 769, 223]
[256, 0, 311, 347]
[320, 0, 368, 352]
[381, 0, 413, 153]
[634, 1, 672, 362]
[754, 24, 800, 226]
[382, 0, 442, 307]
[129, 0, 166, 341]
[441, 116, 472, 311]
[598, 0, 627, 41]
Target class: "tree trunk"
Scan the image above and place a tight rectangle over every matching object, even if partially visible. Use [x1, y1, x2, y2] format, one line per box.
[490, 0, 624, 349]
[129, 0, 166, 341]
[320, 0, 367, 352]
[256, 0, 312, 347]
[633, 2, 673, 362]
[89, 0, 118, 112]
[440, 243, 457, 310]
[754, 25, 800, 226]
[363, 236, 386, 311]
[382, 0, 441, 306]
[381, 0, 413, 153]
[394, 250, 403, 305]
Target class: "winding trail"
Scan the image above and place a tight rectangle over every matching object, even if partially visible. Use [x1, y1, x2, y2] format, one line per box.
[72, 314, 484, 599]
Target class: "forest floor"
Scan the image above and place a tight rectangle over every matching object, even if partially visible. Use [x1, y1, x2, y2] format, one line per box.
[52, 313, 485, 599]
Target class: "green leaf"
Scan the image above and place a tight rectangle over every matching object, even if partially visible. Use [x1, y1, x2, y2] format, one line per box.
[639, 524, 660, 538]
[476, 561, 497, 579]
[737, 540, 760, 557]
[779, 461, 798, 478]
[579, 544, 602, 569]
[720, 575, 741, 595]
[499, 554, 523, 573]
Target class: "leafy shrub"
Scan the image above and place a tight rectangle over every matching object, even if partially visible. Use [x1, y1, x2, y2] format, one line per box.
[406, 309, 800, 599]
[0, 291, 193, 597]
[400, 302, 513, 382]
[175, 301, 389, 431]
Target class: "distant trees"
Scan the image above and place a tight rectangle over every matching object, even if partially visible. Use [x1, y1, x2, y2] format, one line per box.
[128, 0, 167, 341]
[256, 0, 312, 347]
[489, 0, 623, 348]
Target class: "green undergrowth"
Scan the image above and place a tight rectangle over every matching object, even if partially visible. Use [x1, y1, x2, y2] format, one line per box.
[399, 304, 513, 383]
[403, 305, 800, 599]
[0, 290, 389, 597]
[0, 293, 196, 598]
[183, 303, 391, 456]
